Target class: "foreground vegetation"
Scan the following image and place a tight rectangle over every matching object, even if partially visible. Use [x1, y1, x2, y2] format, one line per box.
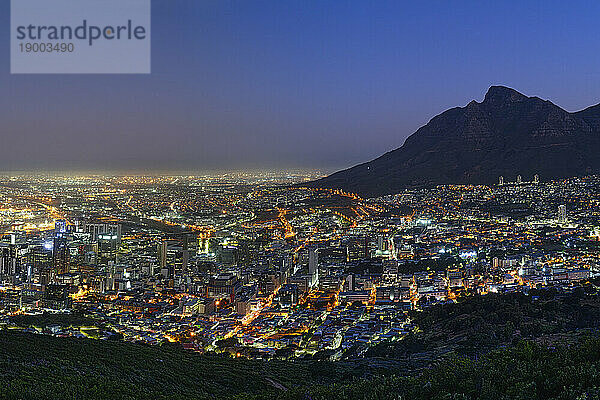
[275, 337, 600, 400]
[0, 331, 365, 400]
[3, 329, 600, 399]
[3, 287, 600, 399]
[368, 286, 600, 359]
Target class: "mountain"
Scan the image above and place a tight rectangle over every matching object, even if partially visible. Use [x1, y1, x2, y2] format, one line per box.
[306, 86, 600, 197]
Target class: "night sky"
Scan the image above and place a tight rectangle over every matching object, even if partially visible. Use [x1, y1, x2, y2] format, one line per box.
[2, 0, 600, 172]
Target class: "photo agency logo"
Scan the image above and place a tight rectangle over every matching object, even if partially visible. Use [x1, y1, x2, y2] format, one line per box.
[11, 0, 151, 74]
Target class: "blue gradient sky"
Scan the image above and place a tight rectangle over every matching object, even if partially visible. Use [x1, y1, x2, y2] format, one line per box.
[2, 0, 600, 172]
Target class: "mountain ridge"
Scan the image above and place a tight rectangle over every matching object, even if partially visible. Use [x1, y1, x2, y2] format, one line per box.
[305, 86, 600, 197]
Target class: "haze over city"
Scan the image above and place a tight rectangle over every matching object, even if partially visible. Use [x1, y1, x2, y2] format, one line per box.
[3, 0, 600, 171]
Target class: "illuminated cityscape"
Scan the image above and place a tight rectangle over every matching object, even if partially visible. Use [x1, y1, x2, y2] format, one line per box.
[1, 172, 599, 360]
[5, 1, 600, 398]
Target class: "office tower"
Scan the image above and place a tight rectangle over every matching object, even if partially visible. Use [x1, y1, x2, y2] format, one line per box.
[182, 235, 190, 273]
[347, 273, 354, 291]
[499, 176, 504, 185]
[55, 219, 67, 234]
[158, 240, 167, 270]
[0, 244, 17, 280]
[53, 235, 70, 275]
[533, 174, 539, 184]
[32, 244, 53, 286]
[377, 235, 387, 252]
[516, 175, 522, 184]
[309, 248, 318, 287]
[198, 232, 210, 255]
[558, 205, 567, 223]
[98, 233, 119, 264]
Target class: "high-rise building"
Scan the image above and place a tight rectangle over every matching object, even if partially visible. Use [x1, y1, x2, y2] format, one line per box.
[52, 235, 70, 275]
[31, 244, 53, 285]
[558, 204, 567, 223]
[55, 219, 67, 234]
[158, 240, 167, 270]
[499, 176, 504, 185]
[516, 175, 522, 185]
[533, 174, 539, 184]
[309, 248, 319, 287]
[182, 234, 190, 273]
[377, 235, 387, 252]
[198, 232, 210, 255]
[0, 244, 18, 280]
[346, 273, 354, 291]
[98, 234, 119, 264]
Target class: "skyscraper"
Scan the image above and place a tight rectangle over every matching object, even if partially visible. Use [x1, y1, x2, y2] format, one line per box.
[98, 234, 119, 264]
[158, 240, 168, 271]
[52, 235, 70, 275]
[31, 244, 53, 286]
[0, 244, 17, 281]
[377, 235, 387, 252]
[308, 248, 319, 287]
[558, 205, 567, 223]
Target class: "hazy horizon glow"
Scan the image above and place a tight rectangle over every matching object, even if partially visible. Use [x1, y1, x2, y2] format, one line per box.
[2, 1, 600, 172]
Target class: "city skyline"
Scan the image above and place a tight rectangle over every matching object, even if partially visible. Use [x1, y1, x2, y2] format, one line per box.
[4, 2, 600, 399]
